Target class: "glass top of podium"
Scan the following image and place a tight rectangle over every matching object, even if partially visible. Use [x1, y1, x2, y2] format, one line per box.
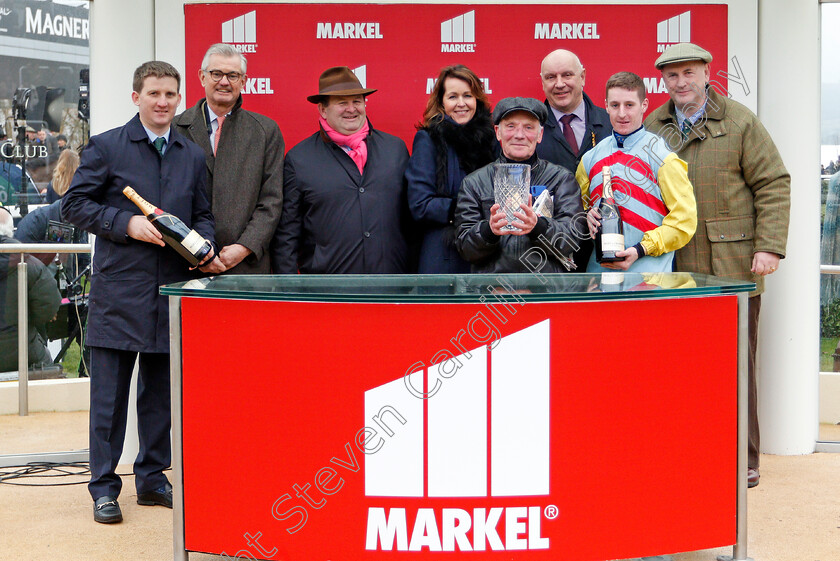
[161, 273, 754, 303]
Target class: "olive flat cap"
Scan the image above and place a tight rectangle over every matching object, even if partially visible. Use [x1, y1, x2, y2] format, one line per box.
[654, 42, 713, 69]
[493, 97, 548, 125]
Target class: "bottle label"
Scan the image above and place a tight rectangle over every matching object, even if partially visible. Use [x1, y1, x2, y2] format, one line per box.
[601, 233, 624, 252]
[181, 230, 206, 255]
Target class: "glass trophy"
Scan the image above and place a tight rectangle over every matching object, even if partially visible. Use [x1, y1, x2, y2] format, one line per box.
[493, 163, 531, 231]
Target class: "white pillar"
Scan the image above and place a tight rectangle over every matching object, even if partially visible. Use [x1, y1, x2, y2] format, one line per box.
[90, 0, 154, 466]
[89, 0, 154, 134]
[154, 2, 188, 84]
[756, 0, 820, 454]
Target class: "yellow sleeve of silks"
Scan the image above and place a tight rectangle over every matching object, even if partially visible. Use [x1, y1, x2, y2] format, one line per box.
[642, 272, 698, 289]
[575, 160, 592, 210]
[640, 153, 697, 257]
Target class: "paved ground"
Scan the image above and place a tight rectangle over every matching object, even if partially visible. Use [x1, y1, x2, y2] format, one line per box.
[1, 411, 838, 561]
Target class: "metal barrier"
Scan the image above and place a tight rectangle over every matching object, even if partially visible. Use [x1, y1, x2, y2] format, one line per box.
[0, 243, 92, 416]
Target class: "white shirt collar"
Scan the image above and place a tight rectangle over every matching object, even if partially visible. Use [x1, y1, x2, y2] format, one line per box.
[141, 124, 170, 145]
[549, 98, 586, 125]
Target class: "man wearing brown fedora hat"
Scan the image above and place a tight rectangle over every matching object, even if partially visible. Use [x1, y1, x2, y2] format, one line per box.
[645, 42, 791, 489]
[271, 66, 411, 273]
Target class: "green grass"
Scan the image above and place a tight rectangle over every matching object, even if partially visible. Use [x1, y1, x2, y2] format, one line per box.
[60, 340, 81, 377]
[821, 337, 839, 372]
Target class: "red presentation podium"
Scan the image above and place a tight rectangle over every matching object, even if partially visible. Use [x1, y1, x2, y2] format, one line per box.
[162, 273, 754, 561]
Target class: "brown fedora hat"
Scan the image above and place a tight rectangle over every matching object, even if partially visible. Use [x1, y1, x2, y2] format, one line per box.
[306, 66, 377, 104]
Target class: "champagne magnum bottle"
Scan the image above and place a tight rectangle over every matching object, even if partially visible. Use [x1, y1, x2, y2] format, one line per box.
[122, 187, 212, 266]
[594, 166, 625, 263]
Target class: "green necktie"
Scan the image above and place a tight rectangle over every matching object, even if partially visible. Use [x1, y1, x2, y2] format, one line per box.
[681, 119, 693, 139]
[153, 137, 166, 155]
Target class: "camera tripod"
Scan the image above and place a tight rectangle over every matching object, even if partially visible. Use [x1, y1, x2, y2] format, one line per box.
[52, 263, 90, 376]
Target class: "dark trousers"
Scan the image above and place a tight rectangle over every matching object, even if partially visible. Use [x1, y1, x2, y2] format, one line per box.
[88, 346, 171, 500]
[748, 295, 761, 470]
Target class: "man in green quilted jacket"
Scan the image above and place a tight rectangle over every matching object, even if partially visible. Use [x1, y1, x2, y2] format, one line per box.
[645, 42, 791, 489]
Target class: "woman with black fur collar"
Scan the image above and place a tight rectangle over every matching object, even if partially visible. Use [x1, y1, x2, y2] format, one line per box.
[406, 65, 497, 273]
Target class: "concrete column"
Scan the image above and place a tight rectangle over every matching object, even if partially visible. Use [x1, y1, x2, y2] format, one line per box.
[756, 0, 820, 454]
[154, 2, 187, 82]
[89, 0, 154, 134]
[154, 1, 190, 114]
[89, 0, 154, 466]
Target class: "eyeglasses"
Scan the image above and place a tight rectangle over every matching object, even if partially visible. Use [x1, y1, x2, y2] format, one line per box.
[203, 69, 243, 83]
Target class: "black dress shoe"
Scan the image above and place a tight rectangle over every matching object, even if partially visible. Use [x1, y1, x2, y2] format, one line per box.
[94, 496, 123, 524]
[137, 481, 173, 508]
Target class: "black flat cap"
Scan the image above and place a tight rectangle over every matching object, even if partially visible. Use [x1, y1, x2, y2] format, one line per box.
[493, 97, 548, 125]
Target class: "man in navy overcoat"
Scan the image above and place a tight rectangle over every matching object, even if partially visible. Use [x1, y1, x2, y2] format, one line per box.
[62, 61, 217, 524]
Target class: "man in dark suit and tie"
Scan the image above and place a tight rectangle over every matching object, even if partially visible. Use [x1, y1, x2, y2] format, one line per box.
[536, 49, 612, 269]
[62, 61, 218, 524]
[536, 49, 612, 173]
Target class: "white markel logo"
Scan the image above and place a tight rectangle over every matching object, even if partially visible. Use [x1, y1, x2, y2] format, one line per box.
[364, 320, 550, 498]
[441, 10, 476, 53]
[533, 22, 600, 40]
[316, 21, 383, 39]
[643, 76, 668, 94]
[242, 77, 274, 95]
[441, 10, 474, 43]
[364, 321, 551, 552]
[222, 11, 272, 95]
[656, 11, 690, 52]
[222, 10, 257, 53]
[352, 65, 367, 88]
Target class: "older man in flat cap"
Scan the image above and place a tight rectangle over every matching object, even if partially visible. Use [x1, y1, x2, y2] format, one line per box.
[645, 43, 791, 488]
[271, 66, 410, 273]
[455, 97, 584, 274]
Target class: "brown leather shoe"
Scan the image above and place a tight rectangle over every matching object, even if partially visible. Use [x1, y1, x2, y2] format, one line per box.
[747, 468, 760, 488]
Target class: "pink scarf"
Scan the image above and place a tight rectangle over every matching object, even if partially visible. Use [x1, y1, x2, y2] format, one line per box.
[320, 117, 369, 174]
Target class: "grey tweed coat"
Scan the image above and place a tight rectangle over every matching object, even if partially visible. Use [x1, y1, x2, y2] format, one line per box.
[174, 96, 284, 274]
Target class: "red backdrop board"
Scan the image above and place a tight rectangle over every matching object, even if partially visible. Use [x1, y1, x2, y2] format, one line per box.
[180, 294, 737, 560]
[183, 3, 728, 151]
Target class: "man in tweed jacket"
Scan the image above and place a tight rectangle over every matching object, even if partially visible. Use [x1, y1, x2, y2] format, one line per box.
[174, 43, 284, 274]
[645, 43, 790, 488]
